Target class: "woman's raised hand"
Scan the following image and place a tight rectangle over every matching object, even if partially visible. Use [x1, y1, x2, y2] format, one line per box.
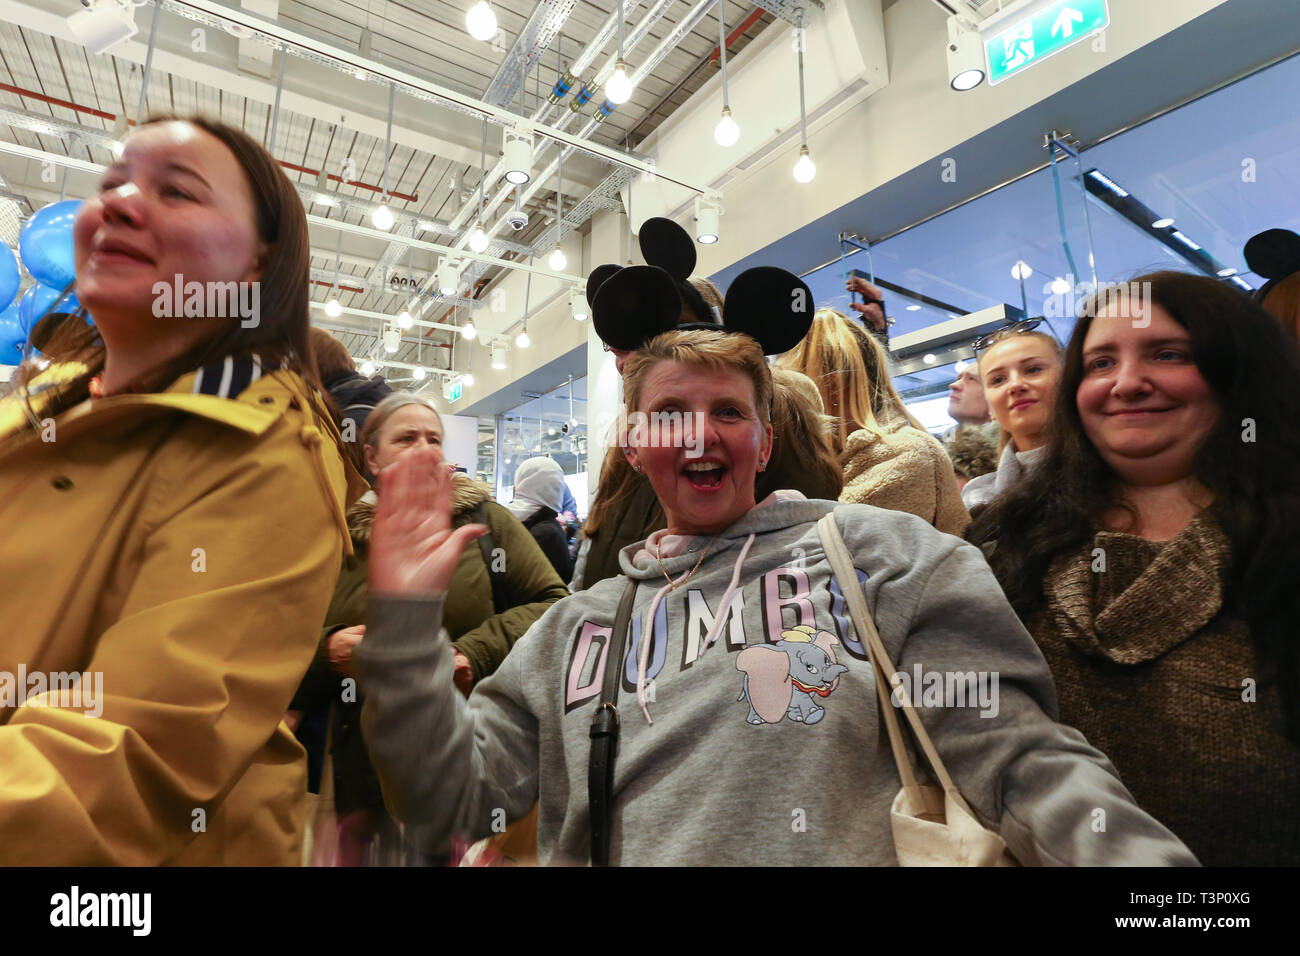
[368, 445, 487, 597]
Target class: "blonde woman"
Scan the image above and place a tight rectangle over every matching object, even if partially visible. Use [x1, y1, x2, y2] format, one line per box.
[780, 308, 969, 535]
[961, 321, 1062, 512]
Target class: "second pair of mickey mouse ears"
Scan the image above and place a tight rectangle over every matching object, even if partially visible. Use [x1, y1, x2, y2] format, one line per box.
[1244, 228, 1300, 302]
[587, 216, 813, 356]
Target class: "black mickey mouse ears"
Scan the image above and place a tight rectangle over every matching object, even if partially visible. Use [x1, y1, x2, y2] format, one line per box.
[1244, 228, 1300, 299]
[588, 216, 814, 355]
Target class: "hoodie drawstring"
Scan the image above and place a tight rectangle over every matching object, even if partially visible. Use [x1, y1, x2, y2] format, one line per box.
[635, 532, 756, 725]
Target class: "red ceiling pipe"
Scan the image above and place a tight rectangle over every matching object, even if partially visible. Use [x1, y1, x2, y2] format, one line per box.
[0, 83, 417, 201]
[707, 7, 765, 62]
[311, 279, 367, 294]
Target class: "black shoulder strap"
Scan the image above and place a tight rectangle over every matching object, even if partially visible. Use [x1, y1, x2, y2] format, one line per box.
[588, 578, 639, 867]
[473, 502, 508, 615]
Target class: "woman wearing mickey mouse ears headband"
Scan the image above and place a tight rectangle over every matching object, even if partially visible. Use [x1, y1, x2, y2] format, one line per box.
[572, 217, 842, 591]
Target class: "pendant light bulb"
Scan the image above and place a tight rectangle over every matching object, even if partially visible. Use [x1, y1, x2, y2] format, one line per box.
[469, 224, 490, 253]
[324, 297, 341, 318]
[714, 107, 740, 147]
[372, 203, 394, 230]
[606, 61, 634, 105]
[516, 328, 531, 349]
[360, 360, 376, 376]
[792, 146, 816, 184]
[466, 2, 497, 42]
[462, 371, 475, 387]
[412, 366, 426, 381]
[461, 318, 478, 341]
[397, 310, 413, 330]
[548, 246, 567, 271]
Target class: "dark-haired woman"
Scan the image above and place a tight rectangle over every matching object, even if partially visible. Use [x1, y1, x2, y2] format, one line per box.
[0, 116, 364, 864]
[967, 271, 1300, 865]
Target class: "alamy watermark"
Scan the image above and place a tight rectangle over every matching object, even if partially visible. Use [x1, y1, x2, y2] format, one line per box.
[888, 664, 999, 718]
[0, 666, 103, 718]
[616, 404, 708, 459]
[152, 274, 260, 328]
[1043, 277, 1155, 326]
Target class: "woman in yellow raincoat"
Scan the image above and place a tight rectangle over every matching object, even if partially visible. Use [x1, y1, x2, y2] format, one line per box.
[0, 115, 364, 864]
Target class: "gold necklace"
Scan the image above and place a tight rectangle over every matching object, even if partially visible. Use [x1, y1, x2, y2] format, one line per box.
[655, 534, 717, 591]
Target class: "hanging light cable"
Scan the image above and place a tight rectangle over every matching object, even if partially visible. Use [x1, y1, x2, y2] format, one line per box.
[373, 84, 396, 229]
[607, 1, 635, 105]
[549, 125, 567, 270]
[325, 226, 342, 316]
[469, 118, 490, 253]
[714, 6, 739, 147]
[792, 9, 816, 184]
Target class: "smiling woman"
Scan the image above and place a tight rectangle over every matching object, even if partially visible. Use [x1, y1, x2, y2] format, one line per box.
[967, 271, 1300, 865]
[0, 115, 366, 865]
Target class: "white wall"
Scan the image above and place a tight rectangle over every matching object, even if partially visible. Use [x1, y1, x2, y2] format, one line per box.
[438, 412, 479, 474]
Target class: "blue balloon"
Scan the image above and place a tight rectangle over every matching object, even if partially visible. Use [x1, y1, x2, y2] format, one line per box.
[0, 244, 19, 309]
[17, 282, 81, 333]
[0, 300, 24, 365]
[19, 199, 82, 288]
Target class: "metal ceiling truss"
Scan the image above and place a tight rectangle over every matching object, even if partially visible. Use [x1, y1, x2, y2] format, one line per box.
[158, 0, 715, 197]
[751, 0, 825, 26]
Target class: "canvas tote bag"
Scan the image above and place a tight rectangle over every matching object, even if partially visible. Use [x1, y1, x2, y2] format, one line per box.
[817, 512, 1017, 866]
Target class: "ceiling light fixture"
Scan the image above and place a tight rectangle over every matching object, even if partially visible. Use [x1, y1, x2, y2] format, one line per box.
[1051, 277, 1071, 295]
[461, 316, 478, 340]
[438, 258, 460, 296]
[68, 0, 139, 56]
[468, 118, 490, 253]
[325, 228, 342, 317]
[1152, 217, 1175, 229]
[606, 2, 635, 105]
[491, 345, 507, 370]
[550, 130, 568, 271]
[360, 360, 376, 376]
[504, 129, 533, 185]
[946, 15, 986, 92]
[714, 6, 739, 147]
[792, 10, 815, 184]
[570, 288, 588, 321]
[373, 84, 396, 230]
[469, 225, 490, 253]
[397, 310, 413, 329]
[466, 1, 498, 42]
[413, 366, 426, 380]
[516, 326, 531, 349]
[694, 196, 720, 245]
[1011, 261, 1033, 280]
[383, 325, 401, 353]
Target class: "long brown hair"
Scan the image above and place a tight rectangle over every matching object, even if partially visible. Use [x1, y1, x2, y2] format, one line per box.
[779, 307, 920, 455]
[967, 272, 1300, 739]
[16, 114, 322, 413]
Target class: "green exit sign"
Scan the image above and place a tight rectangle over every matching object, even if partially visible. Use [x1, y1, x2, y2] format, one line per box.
[447, 380, 462, 403]
[984, 0, 1110, 86]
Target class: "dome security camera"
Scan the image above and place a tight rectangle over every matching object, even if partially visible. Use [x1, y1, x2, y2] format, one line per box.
[507, 208, 529, 231]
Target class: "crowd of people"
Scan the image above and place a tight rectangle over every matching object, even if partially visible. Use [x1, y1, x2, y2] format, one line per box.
[1, 114, 1297, 866]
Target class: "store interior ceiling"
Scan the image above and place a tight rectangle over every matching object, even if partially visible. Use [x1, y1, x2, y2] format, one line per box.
[0, 0, 776, 377]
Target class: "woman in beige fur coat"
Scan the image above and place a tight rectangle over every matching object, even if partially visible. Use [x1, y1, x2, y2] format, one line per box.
[781, 308, 969, 535]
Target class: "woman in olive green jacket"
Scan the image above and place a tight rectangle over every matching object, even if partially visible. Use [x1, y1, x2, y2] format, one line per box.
[292, 394, 567, 862]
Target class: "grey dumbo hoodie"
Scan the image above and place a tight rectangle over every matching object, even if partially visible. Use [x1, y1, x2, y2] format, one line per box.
[355, 493, 1197, 866]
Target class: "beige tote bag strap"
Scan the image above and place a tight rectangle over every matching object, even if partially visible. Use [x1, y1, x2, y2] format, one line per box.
[816, 513, 976, 820]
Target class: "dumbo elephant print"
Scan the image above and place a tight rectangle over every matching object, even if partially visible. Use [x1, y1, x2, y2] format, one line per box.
[736, 625, 848, 726]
